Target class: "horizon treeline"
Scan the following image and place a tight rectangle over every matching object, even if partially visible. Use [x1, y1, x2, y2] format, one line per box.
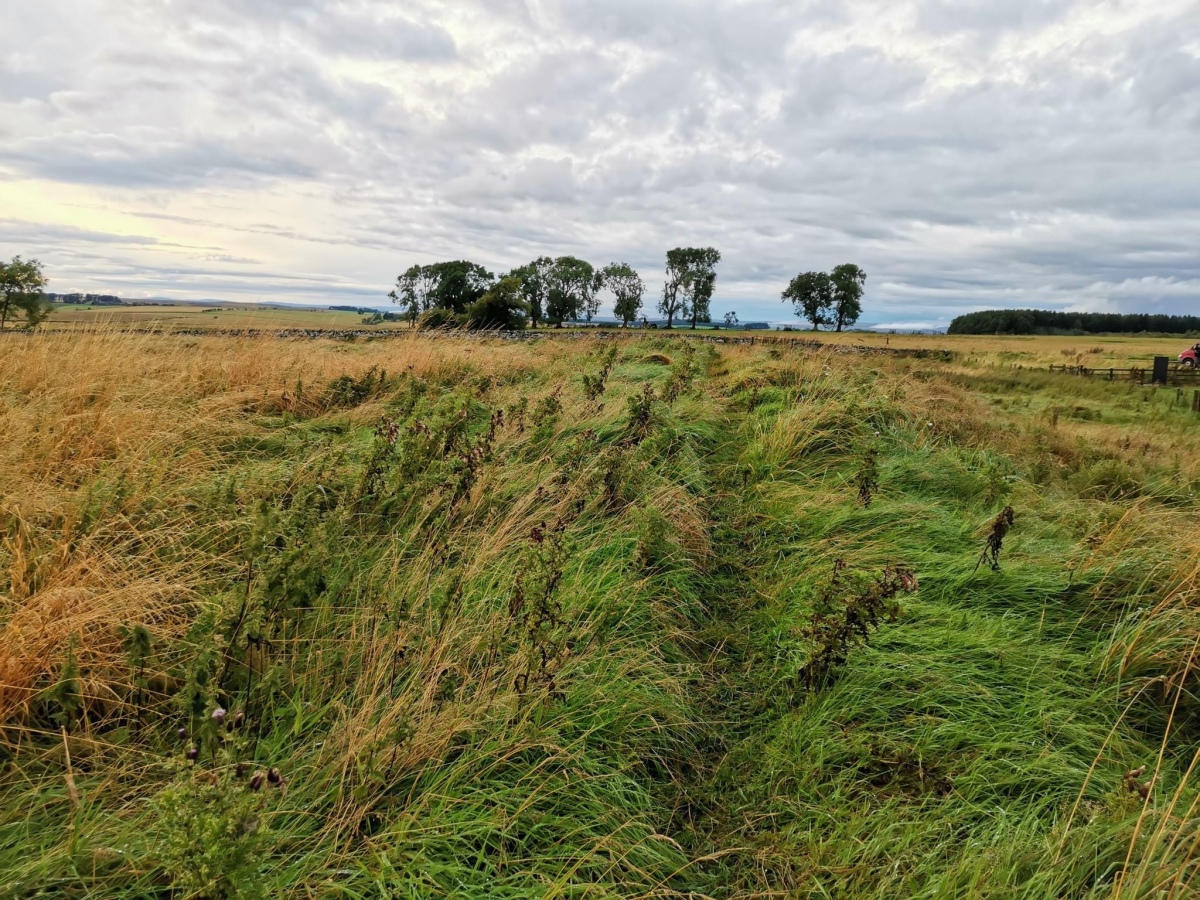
[388, 250, 723, 330]
[949, 309, 1200, 336]
[389, 252, 871, 331]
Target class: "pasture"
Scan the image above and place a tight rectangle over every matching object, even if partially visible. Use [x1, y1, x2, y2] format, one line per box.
[1, 326, 1198, 897]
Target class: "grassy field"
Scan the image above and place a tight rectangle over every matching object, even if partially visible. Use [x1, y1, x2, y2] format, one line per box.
[43, 303, 1196, 368]
[2, 327, 1199, 897]
[45, 304, 400, 331]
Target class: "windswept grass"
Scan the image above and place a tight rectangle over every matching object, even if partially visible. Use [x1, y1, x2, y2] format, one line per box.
[1, 326, 1199, 897]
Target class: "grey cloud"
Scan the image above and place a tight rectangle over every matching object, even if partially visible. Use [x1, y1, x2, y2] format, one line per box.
[0, 218, 161, 247]
[918, 0, 1071, 34]
[3, 0, 1199, 325]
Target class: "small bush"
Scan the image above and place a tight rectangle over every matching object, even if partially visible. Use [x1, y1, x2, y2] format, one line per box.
[416, 308, 464, 330]
[149, 767, 276, 899]
[323, 366, 388, 409]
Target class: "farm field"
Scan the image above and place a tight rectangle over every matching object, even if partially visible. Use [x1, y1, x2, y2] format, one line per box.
[44, 302, 1195, 368]
[44, 304, 400, 332]
[2, 327, 1199, 897]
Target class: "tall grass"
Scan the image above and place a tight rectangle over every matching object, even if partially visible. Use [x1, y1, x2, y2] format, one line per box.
[1, 326, 1198, 897]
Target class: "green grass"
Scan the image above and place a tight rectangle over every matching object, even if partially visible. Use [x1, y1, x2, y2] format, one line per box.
[1, 335, 1198, 897]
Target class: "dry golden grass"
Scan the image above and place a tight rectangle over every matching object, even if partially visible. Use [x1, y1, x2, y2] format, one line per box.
[0, 327, 575, 726]
[812, 329, 1194, 368]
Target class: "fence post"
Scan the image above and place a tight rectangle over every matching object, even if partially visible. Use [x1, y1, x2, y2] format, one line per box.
[1152, 356, 1169, 385]
[1194, 390, 1200, 413]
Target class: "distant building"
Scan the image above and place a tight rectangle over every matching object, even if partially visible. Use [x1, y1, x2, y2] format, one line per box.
[740, 322, 770, 330]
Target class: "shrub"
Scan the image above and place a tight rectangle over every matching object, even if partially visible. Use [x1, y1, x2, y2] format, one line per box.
[464, 276, 528, 330]
[416, 308, 464, 330]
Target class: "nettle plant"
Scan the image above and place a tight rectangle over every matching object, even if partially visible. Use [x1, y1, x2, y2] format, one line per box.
[151, 710, 287, 900]
[797, 560, 919, 691]
[508, 517, 572, 705]
[855, 447, 880, 508]
[976, 506, 1016, 572]
[582, 345, 618, 402]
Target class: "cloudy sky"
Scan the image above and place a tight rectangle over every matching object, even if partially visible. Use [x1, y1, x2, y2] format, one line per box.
[2, 0, 1198, 328]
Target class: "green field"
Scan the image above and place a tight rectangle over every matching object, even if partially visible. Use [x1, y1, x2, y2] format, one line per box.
[46, 303, 397, 331]
[1, 328, 1198, 897]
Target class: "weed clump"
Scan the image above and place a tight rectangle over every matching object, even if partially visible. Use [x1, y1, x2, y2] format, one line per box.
[323, 366, 388, 409]
[582, 345, 617, 401]
[150, 763, 282, 900]
[855, 448, 880, 507]
[797, 561, 918, 690]
[624, 384, 659, 443]
[976, 506, 1015, 572]
[509, 518, 571, 702]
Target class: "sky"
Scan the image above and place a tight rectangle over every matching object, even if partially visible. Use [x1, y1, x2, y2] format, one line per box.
[2, 0, 1198, 329]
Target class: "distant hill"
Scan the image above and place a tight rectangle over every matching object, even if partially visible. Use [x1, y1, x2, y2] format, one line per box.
[948, 309, 1200, 336]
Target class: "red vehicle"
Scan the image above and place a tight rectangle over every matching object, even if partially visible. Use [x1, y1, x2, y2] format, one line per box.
[1181, 344, 1200, 369]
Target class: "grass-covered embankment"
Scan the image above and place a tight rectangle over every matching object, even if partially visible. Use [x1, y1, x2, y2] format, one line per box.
[1, 328, 1198, 897]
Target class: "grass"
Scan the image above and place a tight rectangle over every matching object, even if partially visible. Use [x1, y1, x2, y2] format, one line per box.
[1, 327, 1199, 897]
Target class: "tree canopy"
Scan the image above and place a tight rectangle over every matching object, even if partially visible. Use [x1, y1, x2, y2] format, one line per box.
[600, 262, 645, 327]
[659, 247, 721, 329]
[782, 271, 834, 331]
[507, 257, 554, 329]
[783, 264, 866, 331]
[465, 276, 529, 330]
[948, 309, 1200, 335]
[545, 256, 600, 327]
[0, 256, 50, 330]
[389, 261, 494, 319]
[829, 263, 866, 332]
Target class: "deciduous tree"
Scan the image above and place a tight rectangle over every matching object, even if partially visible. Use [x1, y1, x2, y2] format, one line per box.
[0, 256, 50, 330]
[659, 247, 720, 329]
[659, 250, 690, 329]
[465, 276, 529, 330]
[782, 271, 834, 331]
[545, 256, 599, 327]
[830, 263, 866, 332]
[684, 249, 721, 330]
[600, 262, 644, 327]
[425, 261, 494, 313]
[389, 261, 494, 319]
[388, 264, 439, 324]
[508, 257, 554, 329]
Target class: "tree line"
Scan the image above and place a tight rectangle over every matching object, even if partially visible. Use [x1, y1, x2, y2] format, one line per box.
[390, 251, 868, 331]
[948, 309, 1200, 336]
[1, 251, 870, 333]
[388, 250, 723, 330]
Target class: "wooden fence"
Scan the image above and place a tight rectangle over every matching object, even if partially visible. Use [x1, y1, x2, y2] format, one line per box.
[1048, 363, 1200, 386]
